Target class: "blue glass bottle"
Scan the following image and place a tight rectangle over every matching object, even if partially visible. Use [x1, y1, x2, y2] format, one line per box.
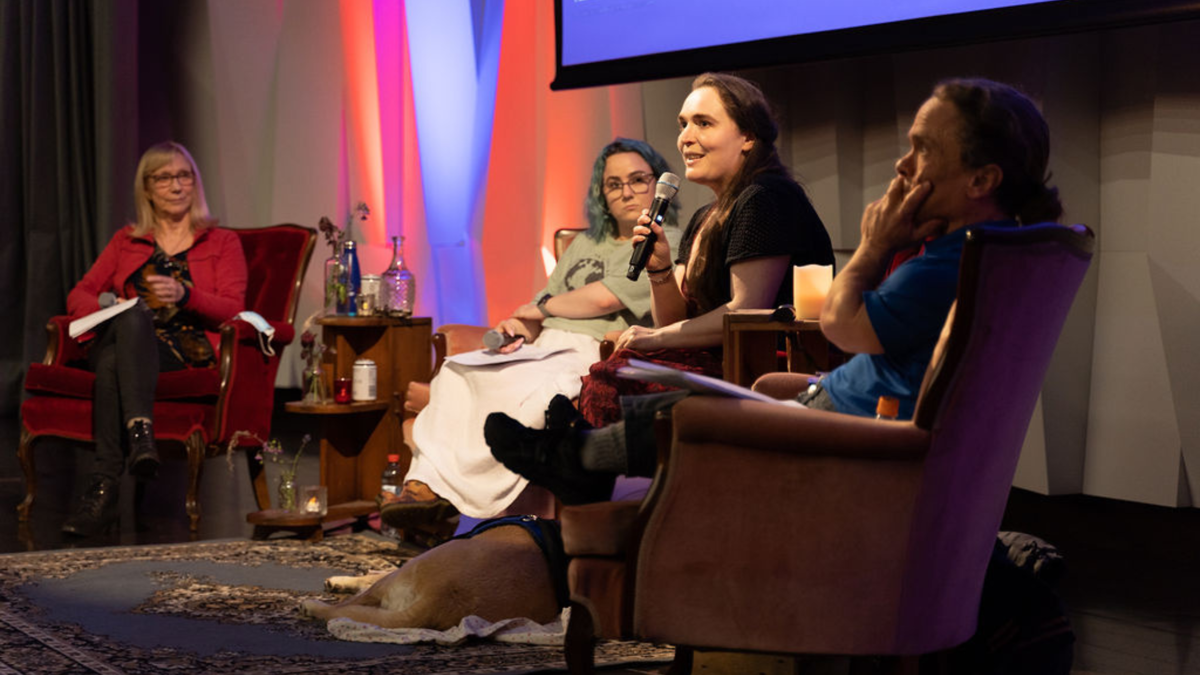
[338, 240, 362, 316]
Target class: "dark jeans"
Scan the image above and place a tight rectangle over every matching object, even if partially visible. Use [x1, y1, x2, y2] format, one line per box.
[620, 383, 838, 478]
[86, 301, 183, 479]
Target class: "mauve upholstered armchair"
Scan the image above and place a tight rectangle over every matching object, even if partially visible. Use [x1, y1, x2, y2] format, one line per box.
[18, 224, 316, 531]
[559, 222, 1094, 674]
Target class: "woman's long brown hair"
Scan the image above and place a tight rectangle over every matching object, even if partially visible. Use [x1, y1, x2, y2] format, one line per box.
[683, 73, 790, 313]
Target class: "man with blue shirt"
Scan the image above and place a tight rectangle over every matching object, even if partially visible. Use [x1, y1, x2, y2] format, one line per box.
[486, 77, 1064, 503]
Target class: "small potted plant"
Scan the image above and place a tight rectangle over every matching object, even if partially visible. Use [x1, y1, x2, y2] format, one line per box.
[226, 432, 312, 512]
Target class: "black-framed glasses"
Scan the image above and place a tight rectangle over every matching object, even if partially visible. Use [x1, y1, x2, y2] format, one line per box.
[603, 173, 655, 195]
[147, 171, 195, 188]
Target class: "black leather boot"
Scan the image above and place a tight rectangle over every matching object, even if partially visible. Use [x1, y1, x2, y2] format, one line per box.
[544, 394, 591, 431]
[484, 412, 615, 505]
[127, 419, 159, 480]
[62, 475, 120, 537]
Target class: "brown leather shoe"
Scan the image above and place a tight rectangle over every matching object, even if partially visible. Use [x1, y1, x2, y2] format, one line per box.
[380, 481, 459, 531]
[398, 480, 439, 502]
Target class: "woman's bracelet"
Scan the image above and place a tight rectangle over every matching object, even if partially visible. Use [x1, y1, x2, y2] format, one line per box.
[645, 263, 673, 275]
[648, 268, 676, 285]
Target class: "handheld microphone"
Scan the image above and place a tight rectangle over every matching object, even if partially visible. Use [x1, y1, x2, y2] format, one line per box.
[483, 329, 522, 352]
[99, 292, 117, 308]
[627, 172, 682, 281]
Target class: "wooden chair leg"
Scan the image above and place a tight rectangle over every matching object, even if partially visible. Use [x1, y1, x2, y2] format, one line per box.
[16, 428, 36, 521]
[185, 432, 206, 532]
[667, 646, 694, 675]
[565, 599, 598, 675]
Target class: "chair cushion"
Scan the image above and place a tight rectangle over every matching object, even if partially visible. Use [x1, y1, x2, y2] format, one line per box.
[25, 363, 221, 400]
[21, 397, 211, 444]
[560, 500, 641, 557]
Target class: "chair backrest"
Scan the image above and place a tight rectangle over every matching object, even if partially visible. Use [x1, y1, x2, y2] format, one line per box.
[554, 227, 586, 261]
[234, 224, 317, 325]
[896, 222, 1094, 649]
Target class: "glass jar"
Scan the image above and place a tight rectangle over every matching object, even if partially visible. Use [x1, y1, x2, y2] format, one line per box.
[277, 474, 298, 512]
[380, 236, 416, 318]
[302, 365, 327, 405]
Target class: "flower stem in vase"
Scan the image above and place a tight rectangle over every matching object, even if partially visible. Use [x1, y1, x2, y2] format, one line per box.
[278, 474, 298, 512]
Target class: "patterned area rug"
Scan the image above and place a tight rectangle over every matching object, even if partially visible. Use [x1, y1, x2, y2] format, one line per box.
[0, 534, 674, 674]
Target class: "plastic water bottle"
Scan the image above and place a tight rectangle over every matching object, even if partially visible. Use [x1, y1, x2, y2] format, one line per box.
[379, 454, 403, 539]
[875, 395, 899, 421]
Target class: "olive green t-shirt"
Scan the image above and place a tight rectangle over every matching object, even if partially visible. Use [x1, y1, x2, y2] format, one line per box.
[538, 233, 654, 341]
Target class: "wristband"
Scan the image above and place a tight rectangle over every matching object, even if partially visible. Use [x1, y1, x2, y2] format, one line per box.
[536, 294, 553, 317]
[645, 263, 674, 275]
[649, 270, 676, 285]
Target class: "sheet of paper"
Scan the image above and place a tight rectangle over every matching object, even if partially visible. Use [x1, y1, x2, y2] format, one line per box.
[444, 344, 569, 367]
[68, 299, 138, 339]
[617, 358, 805, 406]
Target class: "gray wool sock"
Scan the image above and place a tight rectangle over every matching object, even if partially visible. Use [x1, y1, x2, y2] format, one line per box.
[578, 421, 628, 473]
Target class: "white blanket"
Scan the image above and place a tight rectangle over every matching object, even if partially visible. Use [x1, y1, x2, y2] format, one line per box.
[326, 608, 569, 646]
[408, 328, 600, 518]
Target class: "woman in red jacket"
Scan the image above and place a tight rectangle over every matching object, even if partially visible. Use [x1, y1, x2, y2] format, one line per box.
[62, 141, 247, 536]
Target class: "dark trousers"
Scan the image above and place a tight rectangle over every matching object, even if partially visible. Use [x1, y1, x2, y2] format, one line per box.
[86, 301, 182, 479]
[620, 384, 839, 478]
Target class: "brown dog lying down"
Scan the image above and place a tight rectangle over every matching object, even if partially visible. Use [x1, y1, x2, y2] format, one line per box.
[301, 516, 568, 631]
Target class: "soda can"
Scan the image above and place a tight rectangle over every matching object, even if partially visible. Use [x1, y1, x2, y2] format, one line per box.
[352, 358, 377, 401]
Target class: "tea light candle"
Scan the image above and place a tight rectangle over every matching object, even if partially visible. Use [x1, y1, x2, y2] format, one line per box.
[333, 377, 352, 404]
[300, 485, 328, 517]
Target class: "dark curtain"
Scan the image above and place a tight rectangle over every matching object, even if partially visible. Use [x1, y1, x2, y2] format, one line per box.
[0, 0, 137, 416]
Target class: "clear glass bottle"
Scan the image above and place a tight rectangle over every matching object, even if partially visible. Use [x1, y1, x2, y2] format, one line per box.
[381, 236, 416, 318]
[338, 240, 362, 316]
[323, 253, 344, 316]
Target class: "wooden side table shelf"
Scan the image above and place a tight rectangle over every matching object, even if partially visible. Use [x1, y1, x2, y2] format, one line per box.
[723, 310, 849, 387]
[248, 315, 431, 540]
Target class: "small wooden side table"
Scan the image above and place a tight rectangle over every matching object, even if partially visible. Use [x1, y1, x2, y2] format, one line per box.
[723, 310, 849, 387]
[247, 315, 432, 539]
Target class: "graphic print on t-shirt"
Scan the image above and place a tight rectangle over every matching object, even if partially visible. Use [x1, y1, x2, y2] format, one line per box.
[561, 257, 605, 290]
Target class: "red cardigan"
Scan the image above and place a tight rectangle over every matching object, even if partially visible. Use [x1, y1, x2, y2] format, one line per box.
[67, 225, 247, 351]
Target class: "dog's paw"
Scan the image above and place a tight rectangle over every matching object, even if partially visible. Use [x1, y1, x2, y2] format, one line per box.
[299, 599, 328, 619]
[324, 570, 390, 594]
[324, 575, 360, 593]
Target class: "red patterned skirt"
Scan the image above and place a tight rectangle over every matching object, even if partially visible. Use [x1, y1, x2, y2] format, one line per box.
[577, 347, 723, 427]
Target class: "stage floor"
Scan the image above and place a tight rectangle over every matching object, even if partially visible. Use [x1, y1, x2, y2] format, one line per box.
[2, 390, 1198, 674]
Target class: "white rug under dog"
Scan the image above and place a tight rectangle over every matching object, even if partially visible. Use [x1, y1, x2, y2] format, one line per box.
[327, 608, 570, 646]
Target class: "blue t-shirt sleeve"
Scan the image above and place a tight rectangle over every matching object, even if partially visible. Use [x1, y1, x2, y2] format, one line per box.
[863, 257, 959, 357]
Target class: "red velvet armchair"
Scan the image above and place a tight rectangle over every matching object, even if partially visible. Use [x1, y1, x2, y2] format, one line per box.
[18, 224, 316, 531]
[559, 223, 1095, 673]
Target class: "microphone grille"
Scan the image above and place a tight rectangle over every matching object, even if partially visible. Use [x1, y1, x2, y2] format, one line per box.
[482, 329, 505, 351]
[655, 172, 682, 200]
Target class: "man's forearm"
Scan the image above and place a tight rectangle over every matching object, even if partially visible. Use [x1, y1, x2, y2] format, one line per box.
[819, 243, 891, 354]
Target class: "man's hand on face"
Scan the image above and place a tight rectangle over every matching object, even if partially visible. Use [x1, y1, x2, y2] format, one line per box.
[860, 177, 948, 255]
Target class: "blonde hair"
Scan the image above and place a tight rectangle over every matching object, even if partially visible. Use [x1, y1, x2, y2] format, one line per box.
[131, 141, 215, 236]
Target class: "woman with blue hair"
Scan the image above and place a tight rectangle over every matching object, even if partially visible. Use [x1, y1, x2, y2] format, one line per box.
[386, 138, 678, 530]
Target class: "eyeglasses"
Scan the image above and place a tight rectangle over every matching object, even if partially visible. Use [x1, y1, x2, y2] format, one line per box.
[603, 174, 655, 195]
[147, 171, 195, 188]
